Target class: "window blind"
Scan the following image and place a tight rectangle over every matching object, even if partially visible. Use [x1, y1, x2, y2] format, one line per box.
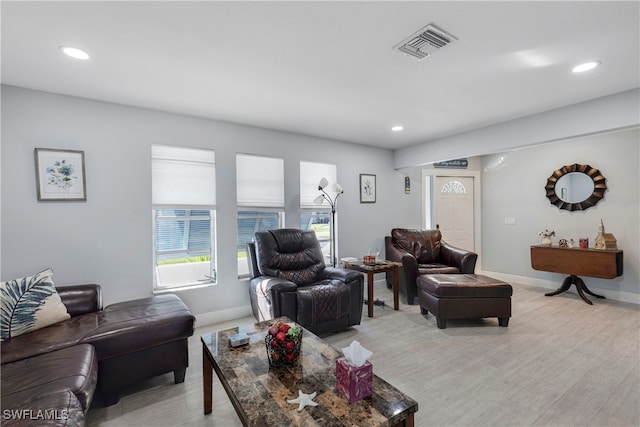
[300, 161, 336, 208]
[152, 145, 216, 206]
[236, 154, 284, 208]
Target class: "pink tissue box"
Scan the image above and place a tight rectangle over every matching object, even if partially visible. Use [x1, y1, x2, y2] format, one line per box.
[335, 357, 373, 403]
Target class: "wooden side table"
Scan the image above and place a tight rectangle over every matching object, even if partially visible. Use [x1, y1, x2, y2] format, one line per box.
[343, 260, 401, 317]
[530, 245, 623, 304]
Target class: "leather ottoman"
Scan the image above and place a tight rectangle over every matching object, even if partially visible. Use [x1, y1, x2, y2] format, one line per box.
[86, 294, 195, 405]
[417, 274, 512, 329]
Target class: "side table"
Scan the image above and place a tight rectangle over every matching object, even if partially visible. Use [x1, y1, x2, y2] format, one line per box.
[343, 260, 401, 317]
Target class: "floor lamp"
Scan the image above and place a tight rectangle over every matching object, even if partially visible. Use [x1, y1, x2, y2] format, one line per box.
[313, 177, 343, 267]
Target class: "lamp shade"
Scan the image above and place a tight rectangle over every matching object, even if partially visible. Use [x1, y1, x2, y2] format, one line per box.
[313, 194, 325, 205]
[318, 177, 329, 190]
[332, 182, 343, 194]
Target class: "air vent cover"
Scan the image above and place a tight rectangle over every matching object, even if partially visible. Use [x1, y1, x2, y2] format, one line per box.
[394, 24, 458, 60]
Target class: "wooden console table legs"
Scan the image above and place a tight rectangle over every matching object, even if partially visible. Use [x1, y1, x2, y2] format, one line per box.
[545, 275, 606, 305]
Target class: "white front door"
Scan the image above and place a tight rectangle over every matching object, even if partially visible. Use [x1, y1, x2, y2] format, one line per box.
[434, 176, 475, 251]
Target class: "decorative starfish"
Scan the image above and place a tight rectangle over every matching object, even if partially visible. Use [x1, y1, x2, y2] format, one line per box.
[287, 390, 318, 411]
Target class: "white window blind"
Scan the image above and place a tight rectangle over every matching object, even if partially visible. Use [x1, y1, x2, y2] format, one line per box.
[152, 145, 216, 206]
[236, 154, 284, 208]
[300, 161, 336, 208]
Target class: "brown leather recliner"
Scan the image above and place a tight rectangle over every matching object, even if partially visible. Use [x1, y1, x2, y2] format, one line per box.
[247, 228, 364, 335]
[385, 228, 478, 305]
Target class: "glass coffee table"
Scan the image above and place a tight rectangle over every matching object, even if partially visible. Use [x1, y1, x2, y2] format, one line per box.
[202, 317, 418, 426]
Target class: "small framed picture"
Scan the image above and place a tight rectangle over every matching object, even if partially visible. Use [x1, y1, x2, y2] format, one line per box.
[359, 174, 376, 203]
[34, 148, 86, 201]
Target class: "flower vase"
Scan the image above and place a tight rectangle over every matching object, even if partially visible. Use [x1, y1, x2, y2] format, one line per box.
[540, 236, 552, 246]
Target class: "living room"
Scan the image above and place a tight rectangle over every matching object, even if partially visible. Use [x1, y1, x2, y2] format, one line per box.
[1, 2, 639, 426]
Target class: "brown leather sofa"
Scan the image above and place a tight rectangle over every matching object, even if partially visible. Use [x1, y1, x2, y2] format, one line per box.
[247, 228, 364, 335]
[1, 284, 195, 425]
[385, 228, 478, 305]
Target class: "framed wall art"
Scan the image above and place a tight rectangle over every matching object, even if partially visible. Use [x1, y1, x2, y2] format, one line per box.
[34, 148, 86, 201]
[359, 173, 376, 203]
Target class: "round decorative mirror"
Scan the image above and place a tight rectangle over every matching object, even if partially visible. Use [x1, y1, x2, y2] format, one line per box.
[545, 164, 606, 211]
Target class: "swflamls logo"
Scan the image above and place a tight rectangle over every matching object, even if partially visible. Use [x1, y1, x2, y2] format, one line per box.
[3, 409, 69, 421]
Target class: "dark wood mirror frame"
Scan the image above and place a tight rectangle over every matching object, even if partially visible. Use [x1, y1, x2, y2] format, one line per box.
[545, 163, 607, 211]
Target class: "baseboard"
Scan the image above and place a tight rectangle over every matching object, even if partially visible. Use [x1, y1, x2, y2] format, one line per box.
[194, 305, 253, 328]
[480, 270, 640, 305]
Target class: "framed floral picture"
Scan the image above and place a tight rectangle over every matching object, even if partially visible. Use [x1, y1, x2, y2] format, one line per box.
[359, 173, 376, 203]
[34, 148, 86, 201]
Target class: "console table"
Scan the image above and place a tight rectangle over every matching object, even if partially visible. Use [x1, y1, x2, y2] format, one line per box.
[530, 245, 623, 305]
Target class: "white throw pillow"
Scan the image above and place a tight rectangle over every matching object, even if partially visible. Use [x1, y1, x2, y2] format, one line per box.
[0, 268, 70, 341]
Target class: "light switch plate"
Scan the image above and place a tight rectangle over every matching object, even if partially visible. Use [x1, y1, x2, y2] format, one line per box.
[504, 217, 516, 225]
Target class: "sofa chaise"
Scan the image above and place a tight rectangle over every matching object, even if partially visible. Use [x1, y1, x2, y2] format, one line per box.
[1, 281, 195, 426]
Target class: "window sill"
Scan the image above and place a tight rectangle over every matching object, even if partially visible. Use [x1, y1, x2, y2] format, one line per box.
[153, 282, 215, 294]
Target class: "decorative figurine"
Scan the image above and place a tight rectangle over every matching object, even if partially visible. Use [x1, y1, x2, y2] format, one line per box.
[288, 390, 318, 411]
[594, 219, 618, 250]
[558, 239, 568, 248]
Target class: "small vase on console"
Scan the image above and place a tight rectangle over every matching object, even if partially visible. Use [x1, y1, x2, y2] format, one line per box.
[538, 229, 555, 246]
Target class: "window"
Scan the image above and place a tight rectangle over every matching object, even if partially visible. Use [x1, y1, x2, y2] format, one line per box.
[300, 210, 331, 261]
[441, 180, 467, 194]
[236, 154, 284, 277]
[152, 145, 216, 290]
[299, 161, 337, 208]
[300, 161, 336, 264]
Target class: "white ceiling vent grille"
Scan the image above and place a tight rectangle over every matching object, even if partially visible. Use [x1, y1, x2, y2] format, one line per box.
[394, 24, 458, 60]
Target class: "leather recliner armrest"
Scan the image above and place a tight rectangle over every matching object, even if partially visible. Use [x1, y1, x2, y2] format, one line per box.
[401, 254, 420, 285]
[252, 276, 298, 295]
[440, 242, 478, 274]
[385, 235, 412, 263]
[249, 276, 298, 320]
[319, 267, 362, 284]
[317, 267, 364, 325]
[57, 284, 103, 316]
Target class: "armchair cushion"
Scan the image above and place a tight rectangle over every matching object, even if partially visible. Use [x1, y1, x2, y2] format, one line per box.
[392, 228, 442, 264]
[255, 228, 324, 286]
[297, 281, 351, 325]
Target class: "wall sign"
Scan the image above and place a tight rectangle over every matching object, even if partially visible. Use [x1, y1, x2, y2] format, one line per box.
[434, 158, 468, 169]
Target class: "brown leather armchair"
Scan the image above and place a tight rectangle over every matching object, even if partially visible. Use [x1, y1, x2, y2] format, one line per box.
[247, 228, 364, 335]
[385, 228, 478, 304]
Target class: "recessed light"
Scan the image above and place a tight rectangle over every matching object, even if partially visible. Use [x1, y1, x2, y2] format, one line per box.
[572, 61, 600, 73]
[60, 46, 90, 60]
[391, 125, 404, 132]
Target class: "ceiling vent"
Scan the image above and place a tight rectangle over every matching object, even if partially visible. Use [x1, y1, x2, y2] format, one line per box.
[394, 24, 458, 60]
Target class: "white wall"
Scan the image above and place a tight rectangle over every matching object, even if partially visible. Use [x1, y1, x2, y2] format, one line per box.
[405, 129, 639, 302]
[3, 84, 637, 322]
[0, 85, 419, 318]
[481, 129, 639, 301]
[394, 89, 640, 169]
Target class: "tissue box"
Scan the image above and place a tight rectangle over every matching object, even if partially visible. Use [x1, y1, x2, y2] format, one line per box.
[335, 357, 373, 403]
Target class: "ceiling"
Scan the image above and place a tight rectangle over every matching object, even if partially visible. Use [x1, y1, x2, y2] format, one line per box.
[2, 1, 639, 150]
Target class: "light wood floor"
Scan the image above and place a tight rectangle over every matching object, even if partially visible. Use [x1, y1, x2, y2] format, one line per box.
[87, 281, 640, 427]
